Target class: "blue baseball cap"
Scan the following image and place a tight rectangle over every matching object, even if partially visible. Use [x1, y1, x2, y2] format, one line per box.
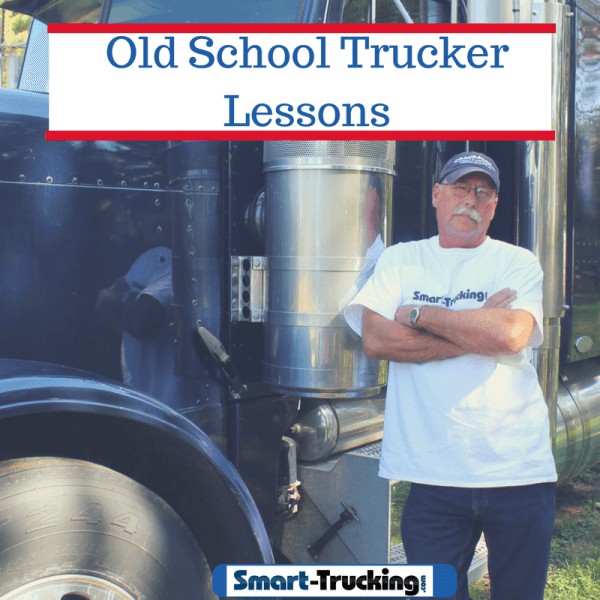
[439, 152, 500, 191]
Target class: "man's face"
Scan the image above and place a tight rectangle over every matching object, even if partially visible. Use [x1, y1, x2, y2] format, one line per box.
[432, 173, 498, 248]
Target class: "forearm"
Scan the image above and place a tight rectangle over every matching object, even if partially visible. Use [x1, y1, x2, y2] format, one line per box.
[362, 308, 467, 363]
[416, 305, 534, 355]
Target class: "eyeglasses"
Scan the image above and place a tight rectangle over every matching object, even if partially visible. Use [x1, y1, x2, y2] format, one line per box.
[440, 182, 497, 204]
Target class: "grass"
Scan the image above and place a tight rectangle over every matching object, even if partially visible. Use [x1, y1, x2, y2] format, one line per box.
[470, 463, 600, 599]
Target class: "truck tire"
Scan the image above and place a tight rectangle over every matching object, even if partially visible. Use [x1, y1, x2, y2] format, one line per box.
[0, 457, 217, 599]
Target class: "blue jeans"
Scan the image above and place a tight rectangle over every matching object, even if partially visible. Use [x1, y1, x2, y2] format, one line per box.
[401, 482, 556, 600]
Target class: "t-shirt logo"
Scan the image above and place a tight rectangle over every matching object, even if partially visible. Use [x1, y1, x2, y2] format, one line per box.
[412, 288, 489, 308]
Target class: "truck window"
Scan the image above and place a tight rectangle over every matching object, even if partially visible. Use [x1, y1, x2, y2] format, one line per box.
[339, 0, 422, 25]
[341, 0, 372, 23]
[17, 17, 45, 91]
[108, 0, 306, 24]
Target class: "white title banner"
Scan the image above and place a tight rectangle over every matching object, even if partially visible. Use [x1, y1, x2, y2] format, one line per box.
[47, 24, 555, 141]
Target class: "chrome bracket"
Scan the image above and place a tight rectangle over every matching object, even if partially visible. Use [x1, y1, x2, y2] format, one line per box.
[231, 256, 267, 322]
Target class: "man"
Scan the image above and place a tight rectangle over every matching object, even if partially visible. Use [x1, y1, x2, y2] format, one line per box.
[344, 152, 557, 600]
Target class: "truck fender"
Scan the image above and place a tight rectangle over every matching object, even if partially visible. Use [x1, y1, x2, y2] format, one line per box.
[0, 359, 274, 570]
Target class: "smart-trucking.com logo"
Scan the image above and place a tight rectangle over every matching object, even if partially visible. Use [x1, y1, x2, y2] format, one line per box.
[212, 564, 457, 597]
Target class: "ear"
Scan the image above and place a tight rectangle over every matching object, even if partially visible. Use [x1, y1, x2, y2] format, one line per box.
[432, 183, 441, 208]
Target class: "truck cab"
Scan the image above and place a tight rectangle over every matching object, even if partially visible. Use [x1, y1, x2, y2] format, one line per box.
[0, 0, 599, 597]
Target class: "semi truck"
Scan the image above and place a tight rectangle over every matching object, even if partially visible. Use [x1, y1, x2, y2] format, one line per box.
[0, 0, 599, 597]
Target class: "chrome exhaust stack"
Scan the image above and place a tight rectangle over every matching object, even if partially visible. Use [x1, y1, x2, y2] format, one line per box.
[517, 2, 571, 451]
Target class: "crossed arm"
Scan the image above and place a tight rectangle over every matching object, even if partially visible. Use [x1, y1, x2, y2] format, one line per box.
[361, 288, 536, 363]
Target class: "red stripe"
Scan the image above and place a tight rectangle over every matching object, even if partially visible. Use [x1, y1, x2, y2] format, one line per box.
[47, 23, 556, 35]
[46, 130, 556, 142]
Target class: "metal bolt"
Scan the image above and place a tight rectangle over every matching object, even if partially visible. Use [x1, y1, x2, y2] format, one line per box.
[18, 174, 25, 181]
[97, 179, 103, 186]
[71, 177, 79, 184]
[120, 180, 127, 187]
[154, 183, 160, 189]
[46, 176, 53, 183]
[253, 257, 261, 268]
[154, 198, 161, 206]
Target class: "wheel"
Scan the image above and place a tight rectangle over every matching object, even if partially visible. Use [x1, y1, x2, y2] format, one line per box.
[0, 457, 217, 600]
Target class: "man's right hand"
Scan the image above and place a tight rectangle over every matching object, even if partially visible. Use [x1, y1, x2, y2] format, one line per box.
[483, 288, 517, 309]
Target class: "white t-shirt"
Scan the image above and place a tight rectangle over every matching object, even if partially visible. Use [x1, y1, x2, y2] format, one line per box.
[344, 236, 557, 487]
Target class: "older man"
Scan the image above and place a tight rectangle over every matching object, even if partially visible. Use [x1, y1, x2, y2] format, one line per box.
[344, 152, 557, 600]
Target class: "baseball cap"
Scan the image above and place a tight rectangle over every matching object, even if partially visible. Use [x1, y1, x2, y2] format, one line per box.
[438, 152, 500, 190]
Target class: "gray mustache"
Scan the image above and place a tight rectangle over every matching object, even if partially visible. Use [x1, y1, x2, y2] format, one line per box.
[452, 205, 482, 223]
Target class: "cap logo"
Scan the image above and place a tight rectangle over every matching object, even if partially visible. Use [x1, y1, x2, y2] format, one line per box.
[452, 154, 495, 171]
